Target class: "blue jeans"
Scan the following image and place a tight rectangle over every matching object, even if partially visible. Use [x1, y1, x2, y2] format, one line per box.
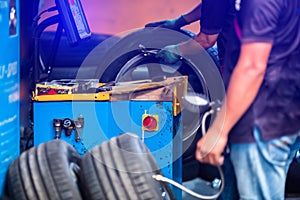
[230, 127, 300, 200]
[218, 153, 239, 200]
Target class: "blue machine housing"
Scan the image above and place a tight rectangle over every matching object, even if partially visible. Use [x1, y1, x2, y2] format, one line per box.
[33, 77, 187, 198]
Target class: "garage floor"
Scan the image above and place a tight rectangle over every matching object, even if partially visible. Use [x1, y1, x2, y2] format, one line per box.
[182, 178, 219, 200]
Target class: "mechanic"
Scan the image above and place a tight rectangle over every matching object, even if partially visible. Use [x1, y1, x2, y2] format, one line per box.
[195, 0, 300, 199]
[146, 0, 233, 73]
[146, 1, 239, 199]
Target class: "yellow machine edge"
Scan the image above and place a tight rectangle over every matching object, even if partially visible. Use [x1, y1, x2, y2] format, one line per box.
[32, 76, 188, 116]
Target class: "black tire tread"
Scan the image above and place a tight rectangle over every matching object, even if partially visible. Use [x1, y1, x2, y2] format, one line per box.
[80, 133, 175, 200]
[7, 140, 82, 200]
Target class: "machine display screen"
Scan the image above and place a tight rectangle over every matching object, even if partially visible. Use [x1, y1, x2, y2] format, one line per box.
[68, 0, 91, 39]
[56, 0, 91, 44]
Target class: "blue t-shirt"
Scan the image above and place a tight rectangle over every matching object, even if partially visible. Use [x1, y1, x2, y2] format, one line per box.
[224, 0, 300, 143]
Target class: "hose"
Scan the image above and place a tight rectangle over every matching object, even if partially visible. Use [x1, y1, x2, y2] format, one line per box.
[153, 165, 224, 199]
[153, 108, 225, 199]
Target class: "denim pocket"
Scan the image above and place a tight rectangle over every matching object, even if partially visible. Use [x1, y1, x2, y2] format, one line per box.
[267, 135, 298, 166]
[253, 127, 298, 166]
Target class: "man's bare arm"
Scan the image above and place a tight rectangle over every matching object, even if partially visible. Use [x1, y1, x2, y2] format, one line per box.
[195, 42, 272, 166]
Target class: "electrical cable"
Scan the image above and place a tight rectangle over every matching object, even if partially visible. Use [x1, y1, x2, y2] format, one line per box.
[32, 6, 57, 28]
[31, 6, 59, 83]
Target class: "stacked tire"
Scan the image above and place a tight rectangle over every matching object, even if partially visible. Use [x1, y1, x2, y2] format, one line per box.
[6, 134, 174, 200]
[6, 140, 82, 200]
[80, 133, 174, 200]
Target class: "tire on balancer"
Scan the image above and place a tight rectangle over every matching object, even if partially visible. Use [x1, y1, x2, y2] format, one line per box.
[80, 133, 175, 200]
[7, 140, 82, 200]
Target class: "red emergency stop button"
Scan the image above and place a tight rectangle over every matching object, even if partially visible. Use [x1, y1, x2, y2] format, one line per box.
[142, 114, 159, 131]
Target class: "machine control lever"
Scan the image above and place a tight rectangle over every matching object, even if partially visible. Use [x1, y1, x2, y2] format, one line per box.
[53, 119, 62, 139]
[53, 115, 85, 141]
[74, 115, 84, 142]
[62, 118, 74, 136]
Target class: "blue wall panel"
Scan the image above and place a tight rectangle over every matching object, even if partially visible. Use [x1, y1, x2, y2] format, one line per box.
[0, 0, 20, 196]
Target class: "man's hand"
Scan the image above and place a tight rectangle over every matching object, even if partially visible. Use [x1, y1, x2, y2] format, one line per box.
[145, 15, 189, 30]
[195, 123, 228, 166]
[156, 44, 181, 64]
